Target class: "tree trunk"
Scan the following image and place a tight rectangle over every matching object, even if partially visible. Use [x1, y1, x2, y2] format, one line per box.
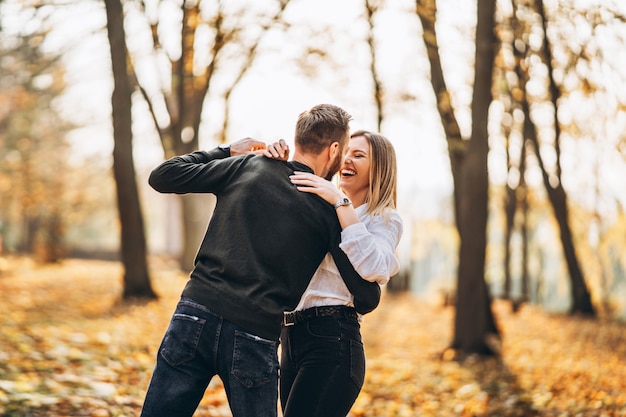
[518, 141, 530, 308]
[503, 180, 516, 300]
[104, 0, 156, 299]
[178, 194, 216, 272]
[417, 0, 499, 356]
[527, 136, 594, 314]
[451, 0, 500, 355]
[518, 94, 594, 314]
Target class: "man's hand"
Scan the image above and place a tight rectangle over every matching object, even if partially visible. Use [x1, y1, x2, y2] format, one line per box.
[229, 137, 267, 156]
[261, 139, 290, 161]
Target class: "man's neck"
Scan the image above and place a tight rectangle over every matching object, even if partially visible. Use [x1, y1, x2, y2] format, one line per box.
[292, 152, 323, 177]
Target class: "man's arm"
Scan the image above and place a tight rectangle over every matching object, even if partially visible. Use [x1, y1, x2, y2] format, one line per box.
[148, 138, 266, 194]
[330, 244, 381, 314]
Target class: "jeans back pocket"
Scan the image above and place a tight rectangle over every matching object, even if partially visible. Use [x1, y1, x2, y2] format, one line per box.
[232, 330, 278, 388]
[160, 313, 206, 366]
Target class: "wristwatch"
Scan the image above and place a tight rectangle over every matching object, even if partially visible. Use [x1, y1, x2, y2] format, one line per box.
[333, 197, 352, 209]
[218, 144, 230, 154]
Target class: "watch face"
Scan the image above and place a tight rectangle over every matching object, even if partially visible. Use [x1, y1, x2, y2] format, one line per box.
[335, 197, 351, 208]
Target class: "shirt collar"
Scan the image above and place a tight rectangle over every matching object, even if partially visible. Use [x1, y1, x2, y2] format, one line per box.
[289, 161, 314, 174]
[354, 203, 368, 215]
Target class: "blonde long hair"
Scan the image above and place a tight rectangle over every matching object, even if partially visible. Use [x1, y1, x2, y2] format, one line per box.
[349, 130, 398, 218]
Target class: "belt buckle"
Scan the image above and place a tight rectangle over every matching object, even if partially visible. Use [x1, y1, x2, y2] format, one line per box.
[283, 311, 296, 327]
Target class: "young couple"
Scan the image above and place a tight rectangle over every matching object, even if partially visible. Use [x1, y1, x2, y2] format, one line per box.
[141, 104, 403, 417]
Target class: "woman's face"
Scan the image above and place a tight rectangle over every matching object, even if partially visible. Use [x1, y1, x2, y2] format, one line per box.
[339, 135, 370, 197]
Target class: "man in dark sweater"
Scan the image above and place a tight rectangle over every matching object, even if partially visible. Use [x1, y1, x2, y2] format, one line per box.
[140, 104, 380, 417]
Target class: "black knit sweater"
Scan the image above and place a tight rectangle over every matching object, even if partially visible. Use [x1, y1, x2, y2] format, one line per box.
[148, 147, 379, 341]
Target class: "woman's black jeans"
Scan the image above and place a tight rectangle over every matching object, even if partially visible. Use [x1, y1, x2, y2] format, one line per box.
[279, 306, 365, 417]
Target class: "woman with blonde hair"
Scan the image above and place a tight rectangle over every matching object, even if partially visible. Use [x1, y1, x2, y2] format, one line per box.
[267, 130, 403, 417]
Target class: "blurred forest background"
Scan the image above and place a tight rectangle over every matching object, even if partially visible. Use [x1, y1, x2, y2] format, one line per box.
[1, 0, 626, 415]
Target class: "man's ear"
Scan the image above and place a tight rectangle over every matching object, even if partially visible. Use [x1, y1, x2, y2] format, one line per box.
[329, 141, 340, 159]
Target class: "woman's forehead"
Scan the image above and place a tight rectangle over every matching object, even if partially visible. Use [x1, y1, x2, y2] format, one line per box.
[347, 135, 369, 152]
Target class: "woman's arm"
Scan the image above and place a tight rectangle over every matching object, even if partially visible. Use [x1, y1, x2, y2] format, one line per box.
[290, 172, 403, 285]
[339, 211, 403, 285]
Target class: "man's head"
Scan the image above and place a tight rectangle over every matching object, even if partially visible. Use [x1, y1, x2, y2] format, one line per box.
[294, 104, 352, 179]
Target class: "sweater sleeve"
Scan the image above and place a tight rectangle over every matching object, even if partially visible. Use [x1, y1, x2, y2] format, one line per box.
[148, 147, 244, 194]
[338, 210, 403, 285]
[330, 244, 381, 314]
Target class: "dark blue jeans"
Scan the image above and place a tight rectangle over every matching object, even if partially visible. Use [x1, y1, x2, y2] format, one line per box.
[279, 307, 365, 417]
[140, 297, 279, 417]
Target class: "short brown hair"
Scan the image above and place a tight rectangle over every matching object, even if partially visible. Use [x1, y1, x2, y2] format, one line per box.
[294, 104, 352, 154]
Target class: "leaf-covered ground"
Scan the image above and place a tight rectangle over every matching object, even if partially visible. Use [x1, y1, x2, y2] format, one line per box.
[0, 257, 625, 416]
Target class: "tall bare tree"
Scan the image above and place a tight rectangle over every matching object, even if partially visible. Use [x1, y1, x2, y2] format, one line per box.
[497, 10, 531, 310]
[531, 0, 594, 315]
[451, 0, 499, 355]
[499, 46, 517, 303]
[502, 0, 595, 315]
[104, 0, 155, 299]
[132, 0, 290, 270]
[415, 0, 464, 229]
[416, 0, 499, 355]
[364, 0, 384, 132]
[0, 7, 71, 262]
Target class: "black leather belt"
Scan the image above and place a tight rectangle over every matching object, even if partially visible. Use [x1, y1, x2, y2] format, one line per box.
[282, 305, 358, 327]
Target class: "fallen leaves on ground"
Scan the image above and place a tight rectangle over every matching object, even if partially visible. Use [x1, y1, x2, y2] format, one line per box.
[356, 294, 626, 417]
[0, 256, 625, 416]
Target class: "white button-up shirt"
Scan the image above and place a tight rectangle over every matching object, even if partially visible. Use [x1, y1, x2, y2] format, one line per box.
[294, 204, 403, 311]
